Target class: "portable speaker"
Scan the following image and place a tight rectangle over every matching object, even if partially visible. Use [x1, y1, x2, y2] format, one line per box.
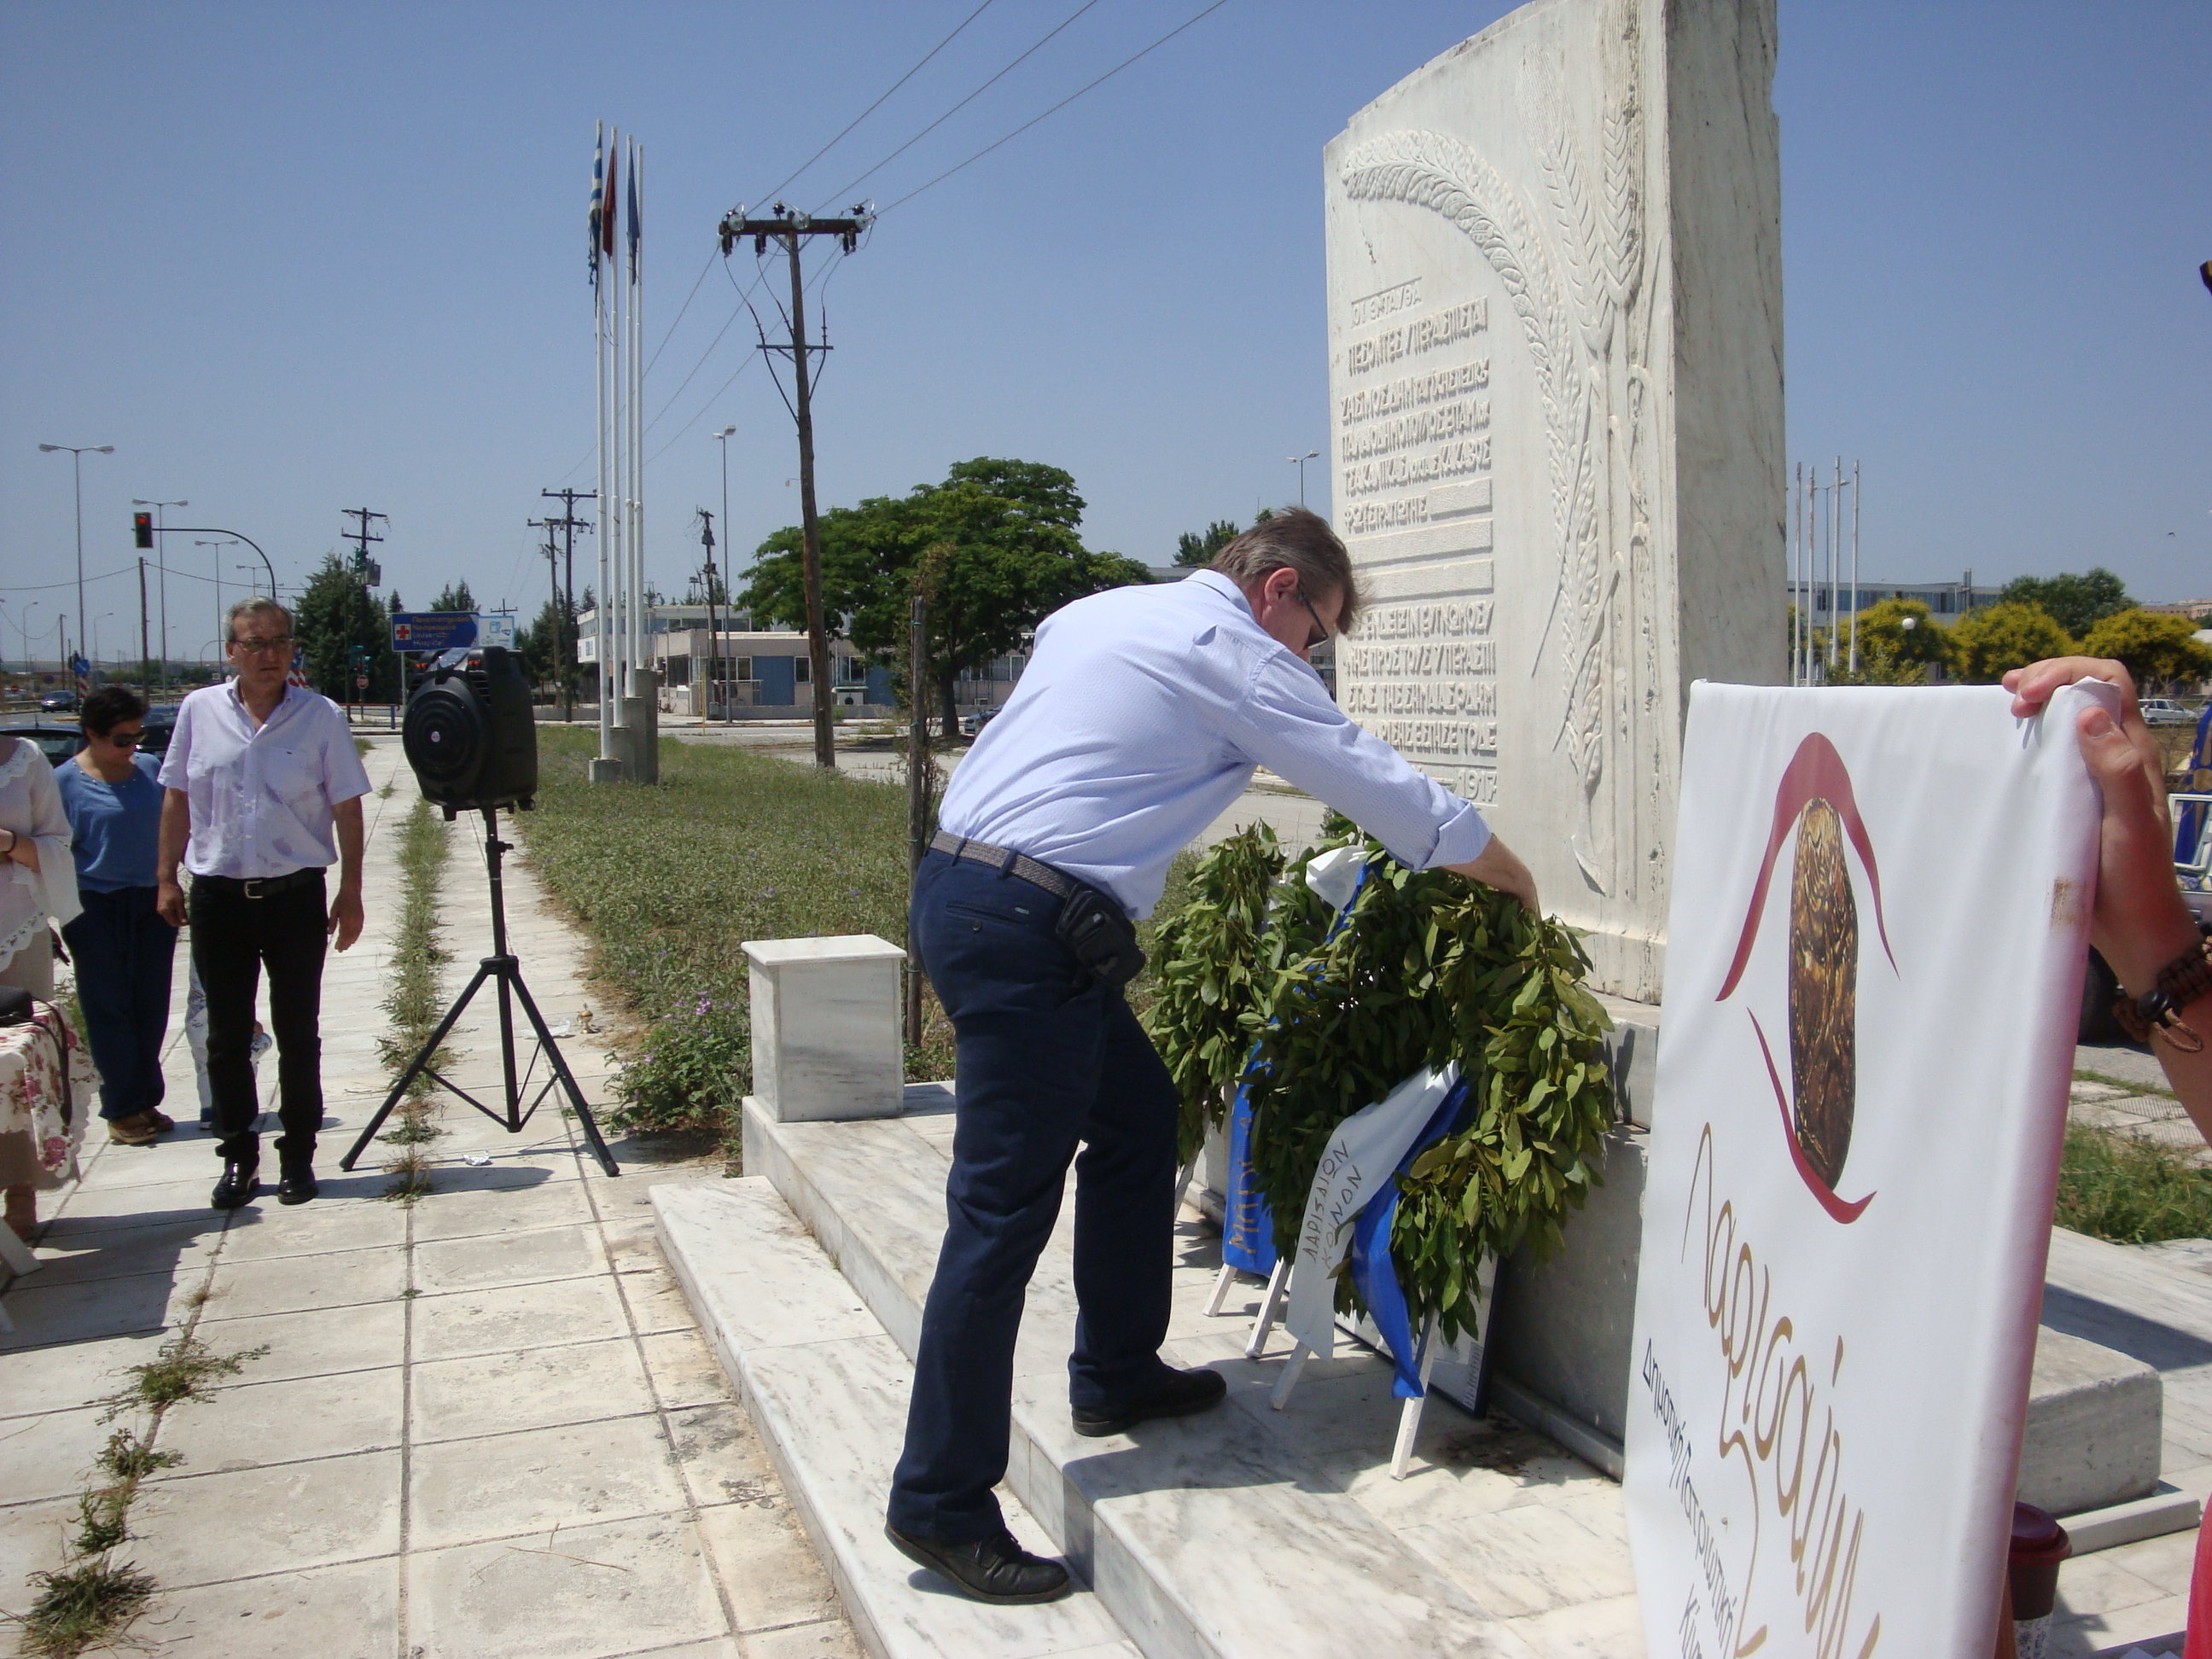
[403, 646, 538, 816]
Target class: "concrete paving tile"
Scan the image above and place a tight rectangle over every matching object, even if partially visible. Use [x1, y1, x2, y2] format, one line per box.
[639, 1329, 737, 1411]
[405, 1510, 727, 1659]
[695, 1499, 839, 1633]
[407, 1415, 690, 1550]
[0, 1498, 82, 1595]
[622, 1260, 703, 1336]
[126, 1449, 403, 1588]
[2096, 1526, 2201, 1598]
[217, 1196, 410, 1262]
[0, 1266, 200, 1350]
[601, 1216, 671, 1273]
[73, 1136, 219, 1190]
[409, 1272, 632, 1362]
[2056, 1548, 2168, 1618]
[0, 1330, 166, 1418]
[411, 1222, 608, 1295]
[201, 1301, 407, 1386]
[0, 1403, 139, 1504]
[1400, 1487, 1637, 1619]
[18, 1214, 225, 1289]
[38, 1175, 224, 1234]
[665, 1402, 782, 1511]
[411, 1337, 655, 1445]
[153, 1366, 405, 1476]
[408, 1176, 592, 1242]
[2051, 1595, 2189, 1656]
[197, 1243, 407, 1324]
[737, 1621, 868, 1659]
[610, 1640, 741, 1659]
[143, 1554, 401, 1658]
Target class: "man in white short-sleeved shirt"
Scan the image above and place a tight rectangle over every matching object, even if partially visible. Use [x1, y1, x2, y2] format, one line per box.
[157, 597, 371, 1210]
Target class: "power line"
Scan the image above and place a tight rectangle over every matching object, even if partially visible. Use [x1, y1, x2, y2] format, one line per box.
[643, 248, 720, 379]
[756, 0, 1000, 207]
[816, 0, 1103, 211]
[881, 0, 1234, 214]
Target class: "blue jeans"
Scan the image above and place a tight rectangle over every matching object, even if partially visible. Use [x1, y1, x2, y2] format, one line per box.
[61, 887, 178, 1122]
[886, 848, 1179, 1543]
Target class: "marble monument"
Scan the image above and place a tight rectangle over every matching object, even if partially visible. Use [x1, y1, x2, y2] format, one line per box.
[1326, 0, 1786, 998]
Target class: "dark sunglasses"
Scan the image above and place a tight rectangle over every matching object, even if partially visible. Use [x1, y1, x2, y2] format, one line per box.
[1295, 591, 1331, 651]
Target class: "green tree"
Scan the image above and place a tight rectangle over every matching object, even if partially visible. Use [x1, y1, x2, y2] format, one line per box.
[1997, 568, 2132, 638]
[430, 580, 476, 614]
[1950, 602, 2076, 683]
[1175, 519, 1243, 568]
[1830, 597, 1959, 685]
[2080, 608, 2212, 690]
[516, 593, 580, 701]
[294, 553, 403, 701]
[742, 457, 1150, 738]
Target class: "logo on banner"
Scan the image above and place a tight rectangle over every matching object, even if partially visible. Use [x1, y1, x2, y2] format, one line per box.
[1717, 733, 1896, 1223]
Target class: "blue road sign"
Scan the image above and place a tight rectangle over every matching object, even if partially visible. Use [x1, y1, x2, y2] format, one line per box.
[390, 611, 478, 653]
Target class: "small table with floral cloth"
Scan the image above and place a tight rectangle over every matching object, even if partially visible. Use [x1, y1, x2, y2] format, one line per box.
[0, 1005, 93, 1196]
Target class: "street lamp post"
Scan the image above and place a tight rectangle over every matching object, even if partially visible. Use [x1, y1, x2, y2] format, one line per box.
[713, 426, 736, 725]
[134, 498, 188, 691]
[20, 604, 39, 678]
[1287, 449, 1319, 507]
[196, 539, 241, 645]
[38, 443, 114, 691]
[91, 614, 115, 677]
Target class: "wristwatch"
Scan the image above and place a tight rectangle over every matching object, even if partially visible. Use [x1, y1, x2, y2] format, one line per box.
[2114, 934, 2212, 1054]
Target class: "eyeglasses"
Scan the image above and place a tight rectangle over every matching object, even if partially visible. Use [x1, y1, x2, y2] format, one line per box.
[231, 635, 293, 656]
[105, 729, 143, 747]
[1295, 591, 1331, 652]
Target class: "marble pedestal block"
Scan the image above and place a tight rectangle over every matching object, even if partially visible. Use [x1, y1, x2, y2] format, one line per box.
[614, 668, 661, 785]
[744, 934, 905, 1123]
[1324, 0, 1788, 999]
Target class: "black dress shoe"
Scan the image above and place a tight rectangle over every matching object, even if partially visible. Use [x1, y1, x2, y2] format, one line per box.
[212, 1162, 260, 1210]
[883, 1525, 1071, 1604]
[1071, 1364, 1229, 1438]
[277, 1165, 318, 1206]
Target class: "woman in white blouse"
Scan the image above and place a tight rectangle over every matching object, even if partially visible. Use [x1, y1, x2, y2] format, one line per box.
[0, 734, 82, 1239]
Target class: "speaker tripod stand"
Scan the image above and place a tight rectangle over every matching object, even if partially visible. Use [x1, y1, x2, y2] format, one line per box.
[341, 806, 619, 1176]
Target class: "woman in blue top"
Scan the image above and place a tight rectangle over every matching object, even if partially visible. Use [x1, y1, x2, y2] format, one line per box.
[55, 686, 181, 1146]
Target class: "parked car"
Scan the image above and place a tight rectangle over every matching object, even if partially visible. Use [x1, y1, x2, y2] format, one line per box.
[138, 704, 179, 757]
[958, 708, 1001, 738]
[0, 725, 85, 766]
[2141, 698, 2197, 727]
[37, 691, 78, 714]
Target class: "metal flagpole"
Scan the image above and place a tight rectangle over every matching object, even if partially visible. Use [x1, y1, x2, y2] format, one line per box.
[610, 129, 627, 713]
[631, 136, 645, 686]
[1829, 457, 1842, 672]
[1840, 457, 1858, 672]
[595, 123, 614, 765]
[1790, 462, 1802, 685]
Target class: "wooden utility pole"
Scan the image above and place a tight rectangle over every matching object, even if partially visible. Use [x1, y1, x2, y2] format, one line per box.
[540, 488, 596, 723]
[719, 202, 871, 769]
[697, 509, 721, 725]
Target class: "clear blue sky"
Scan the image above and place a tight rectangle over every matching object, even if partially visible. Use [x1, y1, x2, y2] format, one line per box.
[2, 1, 2205, 666]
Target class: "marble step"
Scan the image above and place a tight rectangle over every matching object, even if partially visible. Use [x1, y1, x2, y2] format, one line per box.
[739, 1086, 1639, 1659]
[654, 1177, 1140, 1659]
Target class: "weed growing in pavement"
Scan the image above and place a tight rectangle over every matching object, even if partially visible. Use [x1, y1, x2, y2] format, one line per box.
[93, 1430, 179, 1483]
[96, 1331, 267, 1420]
[9, 1557, 156, 1657]
[516, 730, 1199, 1148]
[2057, 1121, 2212, 1244]
[70, 1491, 129, 1556]
[376, 797, 453, 1202]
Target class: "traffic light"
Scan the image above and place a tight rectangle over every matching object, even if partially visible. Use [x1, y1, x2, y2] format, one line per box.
[132, 512, 153, 550]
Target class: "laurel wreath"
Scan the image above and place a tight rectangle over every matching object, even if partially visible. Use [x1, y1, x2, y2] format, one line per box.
[1152, 818, 1615, 1343]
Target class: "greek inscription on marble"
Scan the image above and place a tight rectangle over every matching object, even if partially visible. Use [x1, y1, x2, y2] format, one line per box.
[1338, 399, 1492, 463]
[1341, 438, 1491, 498]
[1343, 498, 1429, 534]
[1345, 298, 1488, 376]
[1339, 358, 1492, 427]
[1348, 276, 1423, 329]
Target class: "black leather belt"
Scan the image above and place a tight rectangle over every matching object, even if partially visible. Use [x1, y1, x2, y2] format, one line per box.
[928, 831, 1080, 900]
[195, 868, 323, 899]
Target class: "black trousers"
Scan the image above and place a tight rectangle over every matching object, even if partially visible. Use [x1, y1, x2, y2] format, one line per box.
[188, 872, 329, 1167]
[886, 849, 1179, 1543]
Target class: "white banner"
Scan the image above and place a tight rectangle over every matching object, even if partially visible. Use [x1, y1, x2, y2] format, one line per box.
[1624, 682, 2110, 1658]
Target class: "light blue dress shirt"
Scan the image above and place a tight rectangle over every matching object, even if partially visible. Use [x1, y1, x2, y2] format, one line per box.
[936, 569, 1493, 917]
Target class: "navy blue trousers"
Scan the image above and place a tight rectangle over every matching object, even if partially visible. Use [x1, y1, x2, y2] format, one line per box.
[61, 887, 178, 1123]
[886, 849, 1179, 1542]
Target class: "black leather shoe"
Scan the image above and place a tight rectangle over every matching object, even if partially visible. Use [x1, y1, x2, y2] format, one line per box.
[1070, 1364, 1228, 1438]
[212, 1162, 260, 1210]
[883, 1525, 1071, 1604]
[277, 1165, 318, 1206]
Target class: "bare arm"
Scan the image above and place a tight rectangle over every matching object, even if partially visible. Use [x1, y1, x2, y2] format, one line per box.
[1447, 835, 1539, 916]
[2005, 657, 2211, 1128]
[329, 795, 364, 952]
[156, 788, 191, 928]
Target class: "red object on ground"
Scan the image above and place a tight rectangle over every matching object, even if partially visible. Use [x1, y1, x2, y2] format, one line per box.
[2186, 1505, 2211, 1658]
[2008, 1502, 2071, 1623]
